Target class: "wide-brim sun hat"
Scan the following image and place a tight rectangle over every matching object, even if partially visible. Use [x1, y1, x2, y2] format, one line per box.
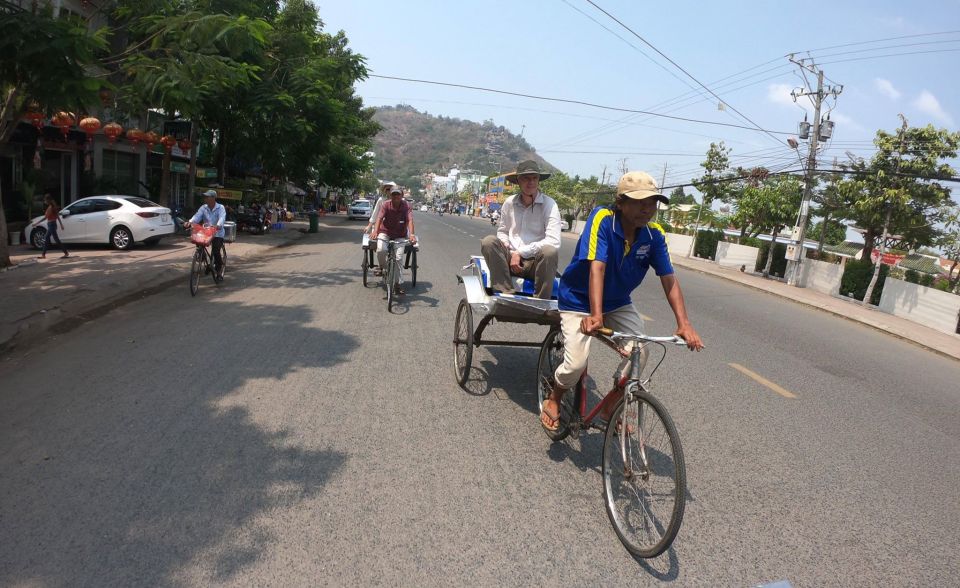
[616, 171, 669, 204]
[505, 159, 551, 184]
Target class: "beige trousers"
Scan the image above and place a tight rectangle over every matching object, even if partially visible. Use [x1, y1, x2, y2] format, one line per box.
[553, 304, 648, 390]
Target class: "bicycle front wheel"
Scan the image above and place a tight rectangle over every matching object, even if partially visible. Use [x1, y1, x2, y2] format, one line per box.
[602, 391, 686, 558]
[189, 248, 203, 296]
[214, 245, 227, 283]
[386, 257, 395, 312]
[361, 248, 369, 287]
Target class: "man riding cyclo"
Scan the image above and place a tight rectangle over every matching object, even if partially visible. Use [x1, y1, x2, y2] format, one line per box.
[540, 171, 705, 432]
[480, 159, 562, 299]
[365, 181, 395, 237]
[370, 185, 417, 295]
[184, 189, 227, 275]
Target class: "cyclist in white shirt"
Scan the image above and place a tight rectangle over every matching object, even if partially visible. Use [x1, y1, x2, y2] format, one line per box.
[184, 190, 227, 274]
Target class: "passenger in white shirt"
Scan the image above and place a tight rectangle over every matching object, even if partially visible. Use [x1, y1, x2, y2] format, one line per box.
[481, 160, 562, 298]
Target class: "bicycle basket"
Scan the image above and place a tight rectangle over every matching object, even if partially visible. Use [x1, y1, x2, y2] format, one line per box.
[190, 225, 217, 245]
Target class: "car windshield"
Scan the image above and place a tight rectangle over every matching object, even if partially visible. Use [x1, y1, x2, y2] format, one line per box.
[352, 201, 371, 208]
[122, 197, 162, 208]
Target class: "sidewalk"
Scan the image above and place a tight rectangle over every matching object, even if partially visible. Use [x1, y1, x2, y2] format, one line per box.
[0, 222, 311, 354]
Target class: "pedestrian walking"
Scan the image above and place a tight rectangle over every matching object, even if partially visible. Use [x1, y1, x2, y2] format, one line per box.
[39, 194, 69, 259]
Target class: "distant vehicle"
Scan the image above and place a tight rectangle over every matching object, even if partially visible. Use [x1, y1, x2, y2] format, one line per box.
[419, 205, 428, 212]
[28, 195, 175, 250]
[347, 199, 373, 220]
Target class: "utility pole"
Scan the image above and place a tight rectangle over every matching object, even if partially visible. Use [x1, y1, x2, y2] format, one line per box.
[785, 56, 842, 286]
[657, 162, 668, 222]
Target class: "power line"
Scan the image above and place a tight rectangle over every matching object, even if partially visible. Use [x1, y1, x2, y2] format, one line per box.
[792, 29, 960, 56]
[819, 48, 960, 66]
[582, 0, 787, 148]
[368, 74, 794, 134]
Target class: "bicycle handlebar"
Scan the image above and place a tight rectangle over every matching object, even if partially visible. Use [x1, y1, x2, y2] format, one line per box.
[596, 327, 687, 346]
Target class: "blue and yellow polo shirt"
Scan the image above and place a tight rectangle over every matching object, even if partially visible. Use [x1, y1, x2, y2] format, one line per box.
[557, 206, 674, 313]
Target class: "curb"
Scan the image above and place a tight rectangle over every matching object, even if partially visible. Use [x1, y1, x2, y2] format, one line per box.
[0, 230, 309, 356]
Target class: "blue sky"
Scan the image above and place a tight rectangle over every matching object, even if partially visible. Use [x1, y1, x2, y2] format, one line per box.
[318, 0, 959, 194]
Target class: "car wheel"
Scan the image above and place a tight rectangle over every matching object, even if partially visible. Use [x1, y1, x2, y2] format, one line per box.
[110, 226, 134, 250]
[30, 227, 46, 250]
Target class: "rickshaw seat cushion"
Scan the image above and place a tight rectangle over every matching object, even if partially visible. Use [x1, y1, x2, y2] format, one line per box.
[472, 257, 558, 299]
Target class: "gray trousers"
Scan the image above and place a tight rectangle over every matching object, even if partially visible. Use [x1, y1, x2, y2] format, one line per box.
[480, 235, 558, 298]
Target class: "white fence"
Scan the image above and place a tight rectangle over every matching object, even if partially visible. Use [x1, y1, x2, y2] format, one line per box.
[665, 233, 694, 257]
[878, 278, 960, 335]
[715, 242, 759, 269]
[798, 258, 845, 296]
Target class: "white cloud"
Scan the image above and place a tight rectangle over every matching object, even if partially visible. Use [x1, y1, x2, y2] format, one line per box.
[829, 112, 865, 134]
[767, 83, 795, 107]
[874, 78, 901, 100]
[913, 90, 955, 126]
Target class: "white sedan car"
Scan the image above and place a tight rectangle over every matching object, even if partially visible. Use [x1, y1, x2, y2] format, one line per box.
[29, 195, 176, 250]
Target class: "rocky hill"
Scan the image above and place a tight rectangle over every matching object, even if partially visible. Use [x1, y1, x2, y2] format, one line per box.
[371, 105, 555, 190]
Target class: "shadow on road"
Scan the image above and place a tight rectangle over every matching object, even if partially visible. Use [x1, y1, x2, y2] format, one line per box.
[0, 300, 357, 586]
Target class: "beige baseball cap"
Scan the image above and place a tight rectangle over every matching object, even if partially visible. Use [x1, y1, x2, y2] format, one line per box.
[616, 171, 669, 204]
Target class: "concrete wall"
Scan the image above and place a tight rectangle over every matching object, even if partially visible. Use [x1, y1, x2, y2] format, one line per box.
[716, 242, 759, 269]
[798, 258, 845, 297]
[665, 233, 693, 258]
[879, 278, 960, 336]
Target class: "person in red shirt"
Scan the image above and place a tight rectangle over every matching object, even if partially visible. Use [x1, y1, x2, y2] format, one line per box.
[39, 194, 69, 259]
[370, 186, 417, 294]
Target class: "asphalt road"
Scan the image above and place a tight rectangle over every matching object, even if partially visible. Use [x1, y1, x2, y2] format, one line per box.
[1, 212, 958, 587]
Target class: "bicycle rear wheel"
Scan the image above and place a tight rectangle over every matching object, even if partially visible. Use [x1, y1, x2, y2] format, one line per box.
[602, 391, 686, 558]
[189, 248, 203, 296]
[361, 247, 370, 287]
[536, 328, 576, 441]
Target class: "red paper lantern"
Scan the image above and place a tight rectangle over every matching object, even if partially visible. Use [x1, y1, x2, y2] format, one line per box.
[177, 138, 192, 152]
[79, 117, 102, 142]
[125, 127, 143, 145]
[103, 122, 123, 144]
[24, 111, 45, 130]
[160, 134, 177, 153]
[143, 131, 159, 151]
[51, 111, 76, 139]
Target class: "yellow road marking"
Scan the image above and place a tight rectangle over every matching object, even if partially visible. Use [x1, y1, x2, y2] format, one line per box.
[728, 363, 798, 399]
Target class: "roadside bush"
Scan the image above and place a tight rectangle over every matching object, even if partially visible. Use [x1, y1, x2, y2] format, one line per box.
[932, 277, 952, 292]
[755, 242, 788, 276]
[694, 228, 723, 260]
[739, 235, 762, 248]
[904, 269, 920, 284]
[919, 273, 935, 287]
[840, 259, 889, 305]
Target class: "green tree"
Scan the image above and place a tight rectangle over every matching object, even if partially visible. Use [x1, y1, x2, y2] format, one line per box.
[0, 6, 108, 267]
[811, 173, 849, 255]
[937, 204, 960, 291]
[732, 174, 803, 277]
[837, 116, 959, 305]
[668, 186, 695, 205]
[690, 142, 734, 254]
[806, 219, 847, 247]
